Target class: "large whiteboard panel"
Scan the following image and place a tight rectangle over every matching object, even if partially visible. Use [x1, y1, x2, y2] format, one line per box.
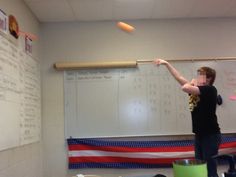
[0, 34, 41, 151]
[64, 60, 236, 138]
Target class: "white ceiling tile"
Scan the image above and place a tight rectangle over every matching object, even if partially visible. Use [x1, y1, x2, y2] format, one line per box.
[24, 0, 42, 2]
[113, 0, 154, 20]
[68, 0, 113, 21]
[224, 0, 236, 16]
[23, 0, 236, 22]
[189, 0, 234, 18]
[24, 0, 65, 3]
[26, 0, 75, 22]
[151, 0, 196, 19]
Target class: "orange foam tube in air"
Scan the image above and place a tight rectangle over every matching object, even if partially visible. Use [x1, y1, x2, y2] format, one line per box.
[117, 22, 135, 32]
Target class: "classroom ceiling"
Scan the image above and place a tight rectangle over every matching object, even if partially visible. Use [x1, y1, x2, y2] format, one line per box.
[23, 0, 236, 22]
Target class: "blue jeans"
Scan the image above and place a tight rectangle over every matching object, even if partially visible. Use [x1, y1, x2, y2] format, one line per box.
[194, 133, 222, 177]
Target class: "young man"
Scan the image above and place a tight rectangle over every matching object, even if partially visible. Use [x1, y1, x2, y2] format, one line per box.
[154, 59, 221, 177]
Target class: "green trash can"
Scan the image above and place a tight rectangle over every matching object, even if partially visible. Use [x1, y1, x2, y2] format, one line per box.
[173, 159, 207, 177]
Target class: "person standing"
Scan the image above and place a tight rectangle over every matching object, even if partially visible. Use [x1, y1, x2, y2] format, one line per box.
[154, 59, 221, 177]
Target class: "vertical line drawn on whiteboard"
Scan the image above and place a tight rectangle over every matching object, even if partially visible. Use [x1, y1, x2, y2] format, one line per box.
[117, 70, 121, 133]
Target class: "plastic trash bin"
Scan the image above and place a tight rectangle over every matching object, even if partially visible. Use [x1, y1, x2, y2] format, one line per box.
[173, 159, 207, 177]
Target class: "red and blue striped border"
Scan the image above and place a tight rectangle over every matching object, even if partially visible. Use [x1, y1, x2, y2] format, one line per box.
[67, 137, 236, 169]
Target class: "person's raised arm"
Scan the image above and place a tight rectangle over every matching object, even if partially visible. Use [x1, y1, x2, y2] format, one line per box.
[153, 59, 189, 86]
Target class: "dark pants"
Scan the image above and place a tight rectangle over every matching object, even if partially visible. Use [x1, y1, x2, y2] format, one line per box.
[194, 133, 221, 177]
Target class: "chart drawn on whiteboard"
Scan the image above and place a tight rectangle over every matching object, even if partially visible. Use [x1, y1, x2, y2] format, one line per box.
[0, 34, 41, 151]
[64, 61, 236, 138]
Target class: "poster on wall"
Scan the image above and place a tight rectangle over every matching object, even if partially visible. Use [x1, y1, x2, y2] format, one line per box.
[0, 9, 8, 34]
[25, 35, 32, 54]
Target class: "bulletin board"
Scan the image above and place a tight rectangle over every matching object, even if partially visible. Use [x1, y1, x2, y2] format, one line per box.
[0, 32, 41, 151]
[64, 60, 236, 138]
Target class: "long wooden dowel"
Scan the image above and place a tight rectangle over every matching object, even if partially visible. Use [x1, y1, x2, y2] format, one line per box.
[137, 57, 236, 63]
[54, 57, 236, 70]
[54, 60, 137, 70]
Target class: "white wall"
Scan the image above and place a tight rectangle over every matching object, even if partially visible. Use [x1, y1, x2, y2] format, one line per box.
[0, 0, 42, 177]
[41, 18, 236, 177]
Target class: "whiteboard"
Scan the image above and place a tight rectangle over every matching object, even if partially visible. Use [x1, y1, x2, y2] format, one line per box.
[0, 34, 41, 151]
[64, 60, 236, 138]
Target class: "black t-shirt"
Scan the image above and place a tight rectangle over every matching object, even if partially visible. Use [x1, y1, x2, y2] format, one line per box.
[190, 85, 220, 135]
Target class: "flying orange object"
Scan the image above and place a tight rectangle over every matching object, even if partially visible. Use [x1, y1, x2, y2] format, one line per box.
[117, 22, 135, 32]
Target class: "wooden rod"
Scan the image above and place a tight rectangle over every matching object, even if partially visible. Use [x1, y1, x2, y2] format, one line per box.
[137, 57, 236, 63]
[54, 60, 137, 70]
[54, 57, 236, 70]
